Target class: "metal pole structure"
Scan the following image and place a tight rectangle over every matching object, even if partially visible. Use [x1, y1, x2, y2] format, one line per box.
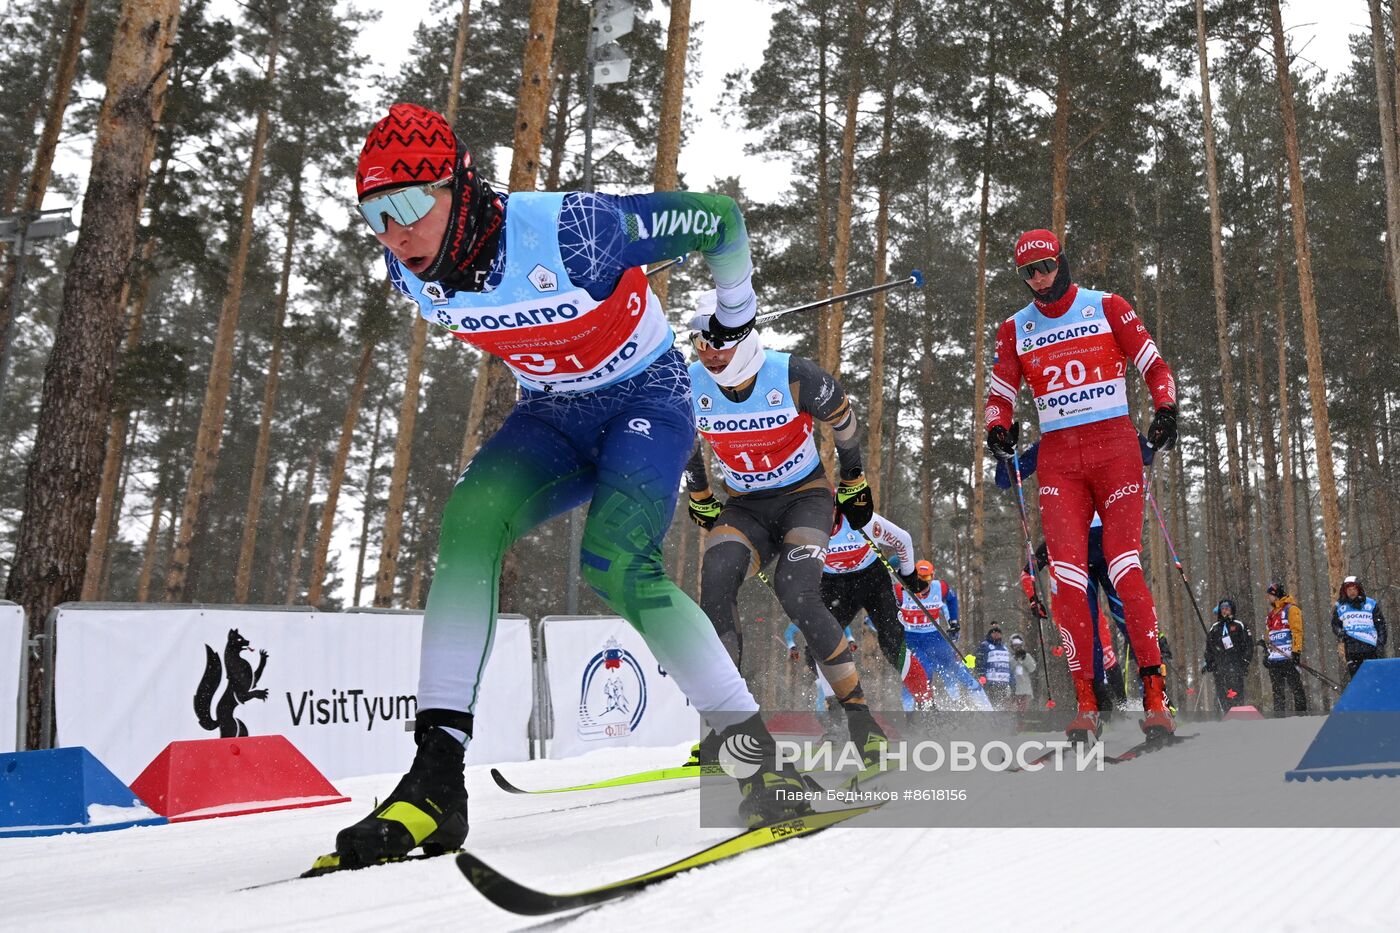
[582, 7, 597, 194]
[567, 8, 601, 617]
[0, 207, 76, 402]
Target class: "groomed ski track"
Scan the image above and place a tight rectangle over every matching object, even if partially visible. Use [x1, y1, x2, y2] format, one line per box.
[2, 718, 1397, 931]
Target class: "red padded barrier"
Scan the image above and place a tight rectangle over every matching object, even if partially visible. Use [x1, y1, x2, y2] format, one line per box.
[130, 735, 350, 822]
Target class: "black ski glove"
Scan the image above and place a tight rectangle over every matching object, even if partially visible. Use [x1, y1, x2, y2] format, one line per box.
[986, 423, 1019, 461]
[898, 571, 922, 593]
[835, 474, 874, 528]
[1147, 404, 1178, 450]
[688, 493, 722, 530]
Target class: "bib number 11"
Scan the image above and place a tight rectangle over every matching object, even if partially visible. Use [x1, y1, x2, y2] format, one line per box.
[736, 451, 774, 471]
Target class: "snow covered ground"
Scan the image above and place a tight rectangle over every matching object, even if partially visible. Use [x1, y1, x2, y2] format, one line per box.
[2, 717, 1398, 932]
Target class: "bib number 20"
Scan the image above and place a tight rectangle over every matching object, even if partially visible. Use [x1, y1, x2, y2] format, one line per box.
[1044, 359, 1086, 390]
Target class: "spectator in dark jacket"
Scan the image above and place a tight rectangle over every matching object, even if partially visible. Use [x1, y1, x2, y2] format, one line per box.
[1203, 598, 1253, 714]
[974, 623, 1013, 710]
[1331, 575, 1387, 681]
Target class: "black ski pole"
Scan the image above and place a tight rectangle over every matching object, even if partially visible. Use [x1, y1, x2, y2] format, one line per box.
[1144, 475, 1212, 640]
[1009, 441, 1056, 709]
[755, 270, 924, 326]
[855, 528, 961, 648]
[1300, 660, 1343, 692]
[645, 255, 685, 277]
[1254, 642, 1343, 692]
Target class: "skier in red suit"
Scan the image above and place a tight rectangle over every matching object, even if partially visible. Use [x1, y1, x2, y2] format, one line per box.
[984, 229, 1180, 743]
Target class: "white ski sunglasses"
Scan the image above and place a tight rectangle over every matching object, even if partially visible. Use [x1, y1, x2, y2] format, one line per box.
[357, 175, 452, 234]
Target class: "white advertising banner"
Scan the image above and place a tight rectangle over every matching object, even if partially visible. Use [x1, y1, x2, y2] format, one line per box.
[1, 603, 23, 753]
[54, 606, 532, 783]
[542, 615, 700, 759]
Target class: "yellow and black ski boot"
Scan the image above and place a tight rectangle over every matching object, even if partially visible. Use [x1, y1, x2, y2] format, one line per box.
[723, 715, 814, 828]
[334, 710, 471, 866]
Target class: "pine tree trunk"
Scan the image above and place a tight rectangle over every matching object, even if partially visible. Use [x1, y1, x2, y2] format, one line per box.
[919, 352, 933, 557]
[882, 359, 905, 497]
[650, 0, 691, 310]
[458, 0, 553, 471]
[84, 409, 130, 599]
[1268, 0, 1346, 596]
[865, 0, 901, 504]
[465, 0, 559, 613]
[1050, 0, 1073, 238]
[1149, 176, 1175, 635]
[85, 137, 173, 598]
[1274, 175, 1299, 596]
[0, 32, 58, 218]
[1295, 396, 1324, 620]
[951, 483, 965, 600]
[135, 491, 164, 602]
[1169, 440, 1192, 592]
[1364, 409, 1399, 582]
[545, 68, 572, 191]
[307, 337, 376, 606]
[380, 0, 479, 594]
[1368, 0, 1400, 340]
[353, 398, 386, 607]
[820, 0, 867, 383]
[456, 348, 493, 472]
[97, 413, 140, 598]
[1392, 0, 1400, 301]
[5, 0, 182, 749]
[286, 449, 321, 605]
[445, 0, 473, 126]
[165, 23, 281, 600]
[1241, 375, 1268, 582]
[374, 318, 426, 607]
[1202, 395, 1223, 593]
[1195, 0, 1254, 608]
[1250, 300, 1282, 578]
[508, 0, 557, 193]
[409, 553, 427, 609]
[814, 1, 833, 363]
[1346, 430, 1362, 563]
[968, 25, 998, 632]
[0, 0, 91, 364]
[261, 459, 294, 603]
[235, 156, 302, 602]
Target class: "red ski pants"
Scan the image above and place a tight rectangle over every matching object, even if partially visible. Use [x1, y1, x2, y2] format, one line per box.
[1036, 417, 1161, 679]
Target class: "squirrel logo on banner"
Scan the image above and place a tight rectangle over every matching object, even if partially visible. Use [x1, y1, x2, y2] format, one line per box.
[193, 629, 269, 737]
[576, 637, 647, 741]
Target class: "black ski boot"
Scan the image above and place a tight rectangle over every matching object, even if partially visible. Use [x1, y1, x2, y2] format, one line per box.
[1091, 678, 1116, 723]
[335, 710, 471, 865]
[844, 706, 889, 781]
[722, 715, 814, 828]
[682, 728, 724, 769]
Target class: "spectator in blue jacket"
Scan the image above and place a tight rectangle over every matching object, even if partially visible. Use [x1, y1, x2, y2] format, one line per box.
[1331, 576, 1387, 681]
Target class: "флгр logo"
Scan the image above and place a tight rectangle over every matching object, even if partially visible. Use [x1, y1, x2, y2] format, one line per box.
[577, 637, 648, 740]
